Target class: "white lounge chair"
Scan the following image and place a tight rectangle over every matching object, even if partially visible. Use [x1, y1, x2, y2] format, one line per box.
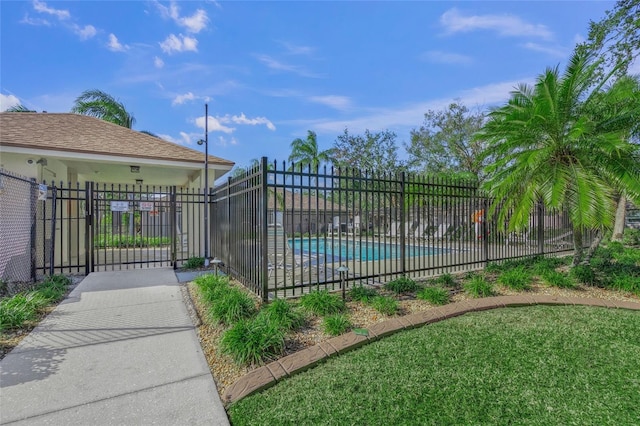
[429, 223, 450, 240]
[266, 223, 312, 281]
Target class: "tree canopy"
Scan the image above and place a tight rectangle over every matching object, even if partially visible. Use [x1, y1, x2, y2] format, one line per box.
[71, 89, 136, 129]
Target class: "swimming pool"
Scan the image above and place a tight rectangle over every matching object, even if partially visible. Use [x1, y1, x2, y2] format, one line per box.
[288, 238, 450, 262]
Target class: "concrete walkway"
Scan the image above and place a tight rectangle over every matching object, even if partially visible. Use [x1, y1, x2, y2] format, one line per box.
[0, 269, 229, 425]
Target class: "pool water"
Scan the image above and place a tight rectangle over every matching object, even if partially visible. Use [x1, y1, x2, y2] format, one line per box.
[289, 238, 449, 262]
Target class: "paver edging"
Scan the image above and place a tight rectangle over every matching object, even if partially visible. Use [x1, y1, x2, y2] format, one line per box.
[223, 295, 640, 405]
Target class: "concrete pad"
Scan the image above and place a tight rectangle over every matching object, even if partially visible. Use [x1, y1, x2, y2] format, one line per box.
[0, 268, 229, 426]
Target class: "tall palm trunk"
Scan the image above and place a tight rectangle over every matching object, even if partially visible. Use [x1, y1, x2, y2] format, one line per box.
[572, 227, 584, 266]
[611, 195, 626, 242]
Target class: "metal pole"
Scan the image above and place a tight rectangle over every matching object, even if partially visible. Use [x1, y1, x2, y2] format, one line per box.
[204, 103, 210, 266]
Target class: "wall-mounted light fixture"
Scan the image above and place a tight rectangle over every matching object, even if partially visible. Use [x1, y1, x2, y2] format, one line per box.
[130, 165, 140, 173]
[135, 179, 143, 185]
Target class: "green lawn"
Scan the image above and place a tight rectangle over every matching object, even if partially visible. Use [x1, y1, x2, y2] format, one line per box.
[228, 305, 640, 425]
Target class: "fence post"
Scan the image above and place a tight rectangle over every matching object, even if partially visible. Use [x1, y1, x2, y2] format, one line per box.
[399, 171, 406, 276]
[49, 187, 57, 276]
[260, 157, 269, 302]
[482, 198, 489, 264]
[170, 186, 177, 269]
[537, 202, 544, 255]
[30, 178, 37, 282]
[84, 182, 92, 275]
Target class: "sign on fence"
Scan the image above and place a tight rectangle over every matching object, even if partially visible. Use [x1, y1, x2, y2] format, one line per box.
[110, 201, 129, 212]
[38, 184, 47, 201]
[139, 201, 154, 211]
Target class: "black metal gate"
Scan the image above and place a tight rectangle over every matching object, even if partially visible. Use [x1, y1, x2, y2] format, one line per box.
[88, 183, 177, 271]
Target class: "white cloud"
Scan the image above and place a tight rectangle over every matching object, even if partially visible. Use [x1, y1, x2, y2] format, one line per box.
[279, 41, 314, 55]
[20, 14, 51, 26]
[178, 9, 208, 33]
[309, 95, 352, 111]
[224, 113, 276, 131]
[154, 1, 208, 33]
[216, 136, 238, 147]
[195, 116, 235, 133]
[440, 8, 553, 40]
[301, 78, 532, 135]
[0, 94, 21, 111]
[421, 50, 472, 65]
[255, 54, 321, 78]
[172, 92, 195, 105]
[32, 0, 70, 20]
[521, 42, 566, 58]
[75, 24, 97, 40]
[154, 56, 165, 68]
[158, 131, 192, 145]
[160, 33, 198, 54]
[107, 34, 128, 52]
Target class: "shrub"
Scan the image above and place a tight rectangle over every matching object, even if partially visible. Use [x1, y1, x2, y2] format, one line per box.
[349, 286, 378, 302]
[0, 292, 43, 331]
[497, 267, 532, 291]
[531, 257, 565, 275]
[300, 290, 345, 316]
[541, 270, 576, 288]
[259, 298, 304, 331]
[194, 274, 229, 303]
[323, 314, 352, 336]
[384, 276, 419, 293]
[434, 273, 457, 287]
[464, 275, 494, 298]
[609, 274, 640, 295]
[614, 248, 640, 266]
[371, 296, 399, 316]
[570, 265, 597, 285]
[209, 288, 256, 325]
[220, 317, 285, 365]
[622, 228, 640, 246]
[417, 286, 449, 305]
[184, 256, 205, 269]
[485, 262, 503, 273]
[607, 241, 625, 255]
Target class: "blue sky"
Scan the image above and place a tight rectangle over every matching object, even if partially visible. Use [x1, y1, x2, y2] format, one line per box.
[2, 1, 632, 174]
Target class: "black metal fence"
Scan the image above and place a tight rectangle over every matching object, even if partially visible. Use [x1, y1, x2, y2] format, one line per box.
[0, 173, 213, 281]
[211, 158, 588, 301]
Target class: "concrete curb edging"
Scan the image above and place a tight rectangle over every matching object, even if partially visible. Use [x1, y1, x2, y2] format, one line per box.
[222, 295, 640, 405]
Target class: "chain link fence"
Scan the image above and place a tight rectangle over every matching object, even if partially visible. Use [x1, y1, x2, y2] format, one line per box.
[0, 170, 39, 293]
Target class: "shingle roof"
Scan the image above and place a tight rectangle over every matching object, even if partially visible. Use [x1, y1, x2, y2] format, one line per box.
[267, 188, 342, 211]
[0, 112, 234, 167]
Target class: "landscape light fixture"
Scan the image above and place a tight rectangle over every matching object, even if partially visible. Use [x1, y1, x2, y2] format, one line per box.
[337, 265, 349, 300]
[130, 165, 140, 173]
[212, 257, 222, 275]
[198, 103, 210, 267]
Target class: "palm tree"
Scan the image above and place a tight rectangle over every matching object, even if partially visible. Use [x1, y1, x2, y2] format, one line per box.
[71, 89, 135, 128]
[478, 51, 640, 265]
[5, 104, 36, 112]
[288, 131, 333, 172]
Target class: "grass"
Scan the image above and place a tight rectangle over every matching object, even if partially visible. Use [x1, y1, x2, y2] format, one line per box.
[497, 267, 532, 291]
[228, 305, 640, 425]
[541, 270, 576, 289]
[416, 286, 449, 305]
[323, 314, 352, 336]
[384, 276, 419, 294]
[370, 296, 399, 316]
[464, 274, 494, 298]
[220, 316, 285, 365]
[0, 275, 70, 332]
[300, 290, 345, 316]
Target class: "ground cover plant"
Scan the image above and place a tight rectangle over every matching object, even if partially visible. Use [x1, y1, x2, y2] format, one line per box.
[0, 275, 70, 332]
[228, 305, 640, 425]
[384, 276, 419, 293]
[299, 290, 345, 315]
[417, 286, 449, 305]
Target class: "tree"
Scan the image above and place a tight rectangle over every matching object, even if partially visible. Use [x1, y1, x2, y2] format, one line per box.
[288, 131, 333, 171]
[577, 0, 640, 240]
[478, 51, 640, 266]
[405, 102, 486, 180]
[332, 128, 402, 173]
[5, 104, 36, 112]
[576, 0, 640, 79]
[71, 89, 136, 128]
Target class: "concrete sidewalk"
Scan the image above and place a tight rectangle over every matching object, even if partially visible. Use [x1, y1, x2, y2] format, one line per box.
[0, 268, 229, 425]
